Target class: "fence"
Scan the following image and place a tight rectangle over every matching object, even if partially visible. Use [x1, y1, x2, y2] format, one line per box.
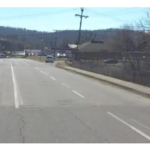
[70, 61, 150, 87]
[72, 51, 150, 71]
[70, 51, 150, 87]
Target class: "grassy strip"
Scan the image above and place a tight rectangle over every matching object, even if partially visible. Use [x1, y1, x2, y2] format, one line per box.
[25, 56, 67, 62]
[26, 56, 45, 62]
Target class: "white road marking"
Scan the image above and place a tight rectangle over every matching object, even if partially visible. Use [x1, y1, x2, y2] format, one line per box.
[107, 112, 150, 141]
[72, 90, 84, 98]
[50, 76, 56, 80]
[10, 60, 23, 108]
[40, 70, 48, 75]
[61, 83, 70, 88]
[34, 67, 39, 70]
[132, 119, 150, 131]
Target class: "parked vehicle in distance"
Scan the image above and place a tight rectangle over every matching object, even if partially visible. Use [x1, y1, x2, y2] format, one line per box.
[103, 59, 118, 64]
[45, 55, 54, 63]
[38, 53, 47, 56]
[0, 54, 6, 58]
[58, 53, 67, 58]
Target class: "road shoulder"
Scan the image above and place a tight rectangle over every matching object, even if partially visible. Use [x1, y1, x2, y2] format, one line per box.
[62, 66, 150, 99]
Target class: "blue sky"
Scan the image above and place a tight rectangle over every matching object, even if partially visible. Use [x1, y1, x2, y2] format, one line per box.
[0, 7, 148, 32]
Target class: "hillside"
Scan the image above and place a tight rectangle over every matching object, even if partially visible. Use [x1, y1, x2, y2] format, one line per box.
[0, 26, 117, 51]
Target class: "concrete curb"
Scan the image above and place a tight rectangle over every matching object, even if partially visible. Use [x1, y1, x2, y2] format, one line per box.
[63, 67, 150, 99]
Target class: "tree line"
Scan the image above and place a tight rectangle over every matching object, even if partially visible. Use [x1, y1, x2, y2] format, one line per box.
[0, 9, 150, 53]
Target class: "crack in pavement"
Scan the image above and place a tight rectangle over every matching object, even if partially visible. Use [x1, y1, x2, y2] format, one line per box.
[7, 111, 26, 143]
[17, 114, 26, 143]
[65, 108, 109, 143]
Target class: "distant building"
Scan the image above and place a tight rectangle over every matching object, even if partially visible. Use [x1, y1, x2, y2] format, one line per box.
[24, 49, 42, 56]
[67, 44, 78, 49]
[78, 40, 112, 52]
[49, 44, 78, 57]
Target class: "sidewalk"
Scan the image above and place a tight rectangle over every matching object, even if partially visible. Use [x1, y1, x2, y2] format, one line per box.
[64, 66, 150, 98]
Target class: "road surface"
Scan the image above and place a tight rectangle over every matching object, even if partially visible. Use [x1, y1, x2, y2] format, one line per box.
[0, 58, 150, 143]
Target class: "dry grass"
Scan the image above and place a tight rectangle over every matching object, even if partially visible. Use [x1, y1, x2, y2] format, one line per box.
[81, 59, 104, 64]
[26, 56, 67, 62]
[55, 61, 69, 68]
[26, 56, 45, 62]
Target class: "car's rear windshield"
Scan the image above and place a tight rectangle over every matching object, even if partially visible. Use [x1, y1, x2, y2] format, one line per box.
[47, 56, 53, 58]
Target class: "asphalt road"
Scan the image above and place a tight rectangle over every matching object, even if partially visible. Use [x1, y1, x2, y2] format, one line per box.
[1, 58, 150, 143]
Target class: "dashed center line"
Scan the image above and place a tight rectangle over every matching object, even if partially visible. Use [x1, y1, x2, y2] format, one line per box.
[35, 68, 85, 100]
[40, 70, 48, 75]
[72, 90, 84, 98]
[107, 112, 150, 141]
[61, 83, 70, 88]
[50, 76, 56, 80]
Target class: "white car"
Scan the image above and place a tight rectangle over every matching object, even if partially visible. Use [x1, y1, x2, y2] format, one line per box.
[45, 55, 54, 63]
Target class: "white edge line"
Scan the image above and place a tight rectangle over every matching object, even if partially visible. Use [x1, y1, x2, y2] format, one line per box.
[61, 83, 70, 88]
[107, 112, 150, 141]
[10, 60, 19, 108]
[132, 119, 150, 131]
[50, 76, 56, 80]
[72, 90, 84, 98]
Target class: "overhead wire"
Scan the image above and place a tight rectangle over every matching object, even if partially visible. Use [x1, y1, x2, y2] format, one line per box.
[0, 8, 78, 20]
[99, 7, 147, 15]
[83, 8, 150, 30]
[88, 7, 147, 17]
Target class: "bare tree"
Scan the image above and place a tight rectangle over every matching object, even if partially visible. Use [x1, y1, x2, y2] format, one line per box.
[110, 25, 137, 51]
[109, 25, 143, 70]
[136, 8, 150, 31]
[81, 31, 97, 43]
[135, 9, 150, 51]
[60, 38, 69, 48]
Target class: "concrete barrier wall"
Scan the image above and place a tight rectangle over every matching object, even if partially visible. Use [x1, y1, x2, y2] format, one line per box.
[70, 61, 150, 87]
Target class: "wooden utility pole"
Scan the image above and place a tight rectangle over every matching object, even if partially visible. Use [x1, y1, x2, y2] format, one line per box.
[75, 8, 88, 50]
[53, 30, 58, 60]
[53, 30, 62, 60]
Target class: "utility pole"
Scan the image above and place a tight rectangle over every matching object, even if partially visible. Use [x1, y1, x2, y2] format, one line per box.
[53, 30, 61, 60]
[75, 8, 88, 50]
[53, 30, 58, 60]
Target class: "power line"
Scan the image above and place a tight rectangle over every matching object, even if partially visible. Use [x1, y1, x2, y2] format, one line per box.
[99, 7, 146, 15]
[0, 33, 52, 37]
[85, 8, 148, 26]
[93, 7, 139, 14]
[88, 7, 147, 17]
[86, 9, 127, 22]
[87, 8, 147, 23]
[0, 8, 77, 20]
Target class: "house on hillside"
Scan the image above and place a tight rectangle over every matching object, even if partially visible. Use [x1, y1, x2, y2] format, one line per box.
[78, 40, 113, 52]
